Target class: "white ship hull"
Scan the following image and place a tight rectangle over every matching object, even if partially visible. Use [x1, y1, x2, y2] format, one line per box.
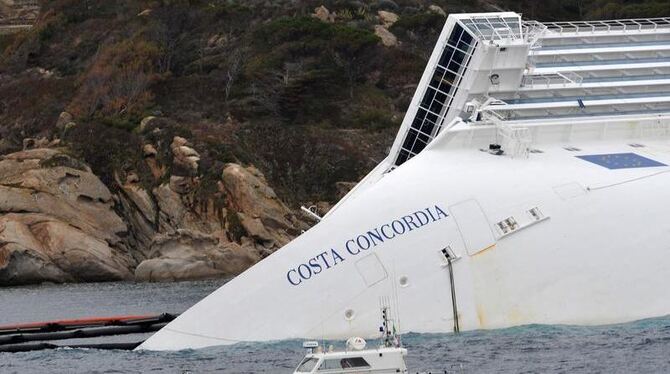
[140, 132, 670, 350]
[139, 12, 670, 350]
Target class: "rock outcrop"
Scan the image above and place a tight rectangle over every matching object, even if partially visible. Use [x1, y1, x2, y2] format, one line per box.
[0, 137, 309, 285]
[115, 132, 308, 283]
[0, 149, 134, 285]
[128, 160, 304, 282]
[221, 164, 302, 248]
[134, 229, 259, 282]
[428, 5, 447, 17]
[313, 5, 335, 23]
[374, 25, 398, 47]
[378, 10, 399, 28]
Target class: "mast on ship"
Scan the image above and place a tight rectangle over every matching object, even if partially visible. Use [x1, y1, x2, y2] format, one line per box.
[379, 297, 400, 348]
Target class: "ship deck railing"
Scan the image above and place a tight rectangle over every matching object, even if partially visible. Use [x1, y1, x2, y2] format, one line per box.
[531, 43, 670, 57]
[535, 56, 670, 68]
[539, 40, 670, 51]
[486, 94, 670, 111]
[509, 76, 670, 93]
[543, 17, 670, 35]
[530, 60, 670, 74]
[490, 109, 670, 125]
[521, 71, 583, 89]
[504, 90, 670, 105]
[471, 107, 670, 130]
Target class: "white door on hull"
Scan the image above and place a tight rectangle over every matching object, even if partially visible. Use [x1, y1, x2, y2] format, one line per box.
[355, 253, 388, 287]
[449, 199, 496, 255]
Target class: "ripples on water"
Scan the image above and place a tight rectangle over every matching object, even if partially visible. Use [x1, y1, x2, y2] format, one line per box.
[0, 281, 668, 373]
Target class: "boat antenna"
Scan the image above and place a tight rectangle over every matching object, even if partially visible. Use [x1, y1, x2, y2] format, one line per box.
[391, 266, 403, 347]
[379, 296, 399, 348]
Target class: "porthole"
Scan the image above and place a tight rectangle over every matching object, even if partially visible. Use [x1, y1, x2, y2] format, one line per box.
[399, 276, 409, 288]
[344, 309, 355, 321]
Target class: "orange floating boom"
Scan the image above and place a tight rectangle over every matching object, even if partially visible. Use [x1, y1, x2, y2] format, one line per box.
[0, 313, 177, 335]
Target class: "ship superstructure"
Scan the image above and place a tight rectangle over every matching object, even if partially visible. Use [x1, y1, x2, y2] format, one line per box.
[139, 13, 670, 351]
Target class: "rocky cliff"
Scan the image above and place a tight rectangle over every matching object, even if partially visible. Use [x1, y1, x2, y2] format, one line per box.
[0, 148, 133, 284]
[0, 131, 310, 284]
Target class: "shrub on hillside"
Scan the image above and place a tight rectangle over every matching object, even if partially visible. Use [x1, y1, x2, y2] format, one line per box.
[67, 39, 160, 124]
[65, 121, 146, 188]
[247, 16, 379, 124]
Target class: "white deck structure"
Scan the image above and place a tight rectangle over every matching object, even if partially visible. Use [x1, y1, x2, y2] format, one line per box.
[139, 12, 670, 351]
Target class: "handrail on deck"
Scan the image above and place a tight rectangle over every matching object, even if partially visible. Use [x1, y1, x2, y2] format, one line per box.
[461, 15, 523, 42]
[544, 17, 670, 35]
[522, 20, 547, 47]
[522, 71, 583, 89]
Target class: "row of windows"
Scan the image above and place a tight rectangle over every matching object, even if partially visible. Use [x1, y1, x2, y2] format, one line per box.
[394, 23, 476, 166]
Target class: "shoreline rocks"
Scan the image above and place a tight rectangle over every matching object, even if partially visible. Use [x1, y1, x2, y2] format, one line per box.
[374, 25, 398, 47]
[0, 145, 309, 286]
[0, 149, 134, 285]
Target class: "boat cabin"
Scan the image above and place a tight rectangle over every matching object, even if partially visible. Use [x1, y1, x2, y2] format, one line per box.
[294, 346, 408, 374]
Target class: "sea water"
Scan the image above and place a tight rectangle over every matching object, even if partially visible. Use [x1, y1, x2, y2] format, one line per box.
[0, 280, 668, 373]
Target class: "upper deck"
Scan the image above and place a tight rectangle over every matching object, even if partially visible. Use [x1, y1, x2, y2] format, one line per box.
[387, 12, 670, 168]
[328, 12, 670, 217]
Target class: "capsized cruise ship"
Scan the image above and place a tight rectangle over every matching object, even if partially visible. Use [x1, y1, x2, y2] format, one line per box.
[140, 12, 670, 350]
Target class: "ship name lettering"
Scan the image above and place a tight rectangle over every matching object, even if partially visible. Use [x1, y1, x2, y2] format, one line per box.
[380, 224, 395, 239]
[286, 204, 449, 286]
[287, 248, 345, 286]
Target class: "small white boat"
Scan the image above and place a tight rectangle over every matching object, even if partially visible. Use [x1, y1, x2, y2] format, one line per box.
[294, 304, 409, 374]
[293, 342, 408, 374]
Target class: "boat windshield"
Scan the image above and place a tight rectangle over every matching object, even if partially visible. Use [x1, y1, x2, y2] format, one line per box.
[318, 357, 371, 371]
[296, 357, 320, 373]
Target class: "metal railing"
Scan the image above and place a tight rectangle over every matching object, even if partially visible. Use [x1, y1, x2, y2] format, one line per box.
[522, 71, 584, 89]
[478, 110, 532, 158]
[522, 20, 547, 47]
[544, 17, 670, 35]
[460, 16, 523, 42]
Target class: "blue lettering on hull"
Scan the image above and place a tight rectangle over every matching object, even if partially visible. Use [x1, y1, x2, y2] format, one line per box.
[286, 205, 449, 286]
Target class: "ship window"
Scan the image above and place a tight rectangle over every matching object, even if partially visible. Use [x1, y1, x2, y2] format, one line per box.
[297, 357, 320, 372]
[393, 23, 477, 167]
[628, 143, 645, 148]
[564, 146, 581, 152]
[496, 217, 519, 235]
[528, 207, 544, 221]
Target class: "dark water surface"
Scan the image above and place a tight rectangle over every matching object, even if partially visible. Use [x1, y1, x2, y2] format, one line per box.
[1, 280, 669, 373]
